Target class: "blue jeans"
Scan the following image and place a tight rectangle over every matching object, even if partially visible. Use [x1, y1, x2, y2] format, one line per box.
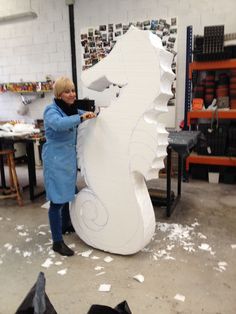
[48, 202, 72, 242]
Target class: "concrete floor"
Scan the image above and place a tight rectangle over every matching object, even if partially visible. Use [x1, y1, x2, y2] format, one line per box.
[0, 165, 236, 314]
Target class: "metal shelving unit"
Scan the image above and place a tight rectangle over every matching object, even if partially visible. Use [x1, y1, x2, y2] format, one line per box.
[186, 58, 236, 172]
[183, 26, 193, 129]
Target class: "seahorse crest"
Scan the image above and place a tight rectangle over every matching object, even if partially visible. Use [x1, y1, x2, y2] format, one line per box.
[71, 26, 175, 254]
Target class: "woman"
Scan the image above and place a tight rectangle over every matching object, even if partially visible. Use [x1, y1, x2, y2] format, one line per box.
[42, 76, 96, 256]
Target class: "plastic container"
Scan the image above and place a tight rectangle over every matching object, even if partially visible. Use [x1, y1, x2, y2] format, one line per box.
[208, 172, 219, 183]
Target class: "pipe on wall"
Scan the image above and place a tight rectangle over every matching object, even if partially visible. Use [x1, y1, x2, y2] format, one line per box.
[66, 0, 78, 95]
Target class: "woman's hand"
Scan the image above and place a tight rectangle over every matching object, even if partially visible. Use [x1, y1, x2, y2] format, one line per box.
[81, 111, 97, 122]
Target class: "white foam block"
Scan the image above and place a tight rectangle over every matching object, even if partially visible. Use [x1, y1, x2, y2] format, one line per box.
[71, 26, 175, 255]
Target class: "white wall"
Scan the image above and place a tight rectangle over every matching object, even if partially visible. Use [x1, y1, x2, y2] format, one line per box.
[0, 0, 236, 125]
[0, 0, 71, 122]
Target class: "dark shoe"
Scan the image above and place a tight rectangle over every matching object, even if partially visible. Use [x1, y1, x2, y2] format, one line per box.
[62, 225, 75, 235]
[52, 241, 74, 256]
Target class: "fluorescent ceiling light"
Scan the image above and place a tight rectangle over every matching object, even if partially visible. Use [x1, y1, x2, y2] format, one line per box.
[0, 11, 37, 24]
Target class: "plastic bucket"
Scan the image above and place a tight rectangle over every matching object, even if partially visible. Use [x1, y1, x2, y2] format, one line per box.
[208, 172, 219, 184]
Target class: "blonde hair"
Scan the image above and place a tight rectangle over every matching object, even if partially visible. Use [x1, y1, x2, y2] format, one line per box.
[53, 76, 75, 98]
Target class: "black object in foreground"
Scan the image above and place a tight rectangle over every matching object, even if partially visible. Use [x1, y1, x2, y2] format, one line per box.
[87, 300, 132, 314]
[15, 272, 57, 314]
[76, 99, 95, 112]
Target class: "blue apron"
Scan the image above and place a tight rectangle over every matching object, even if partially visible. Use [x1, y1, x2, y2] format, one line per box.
[42, 101, 83, 203]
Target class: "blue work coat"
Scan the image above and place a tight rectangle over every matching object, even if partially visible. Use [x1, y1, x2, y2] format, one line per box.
[42, 100, 84, 203]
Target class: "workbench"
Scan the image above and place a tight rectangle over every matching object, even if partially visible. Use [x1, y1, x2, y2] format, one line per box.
[0, 135, 45, 201]
[150, 130, 200, 217]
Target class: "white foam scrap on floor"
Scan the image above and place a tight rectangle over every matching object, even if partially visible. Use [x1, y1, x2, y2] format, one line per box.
[41, 258, 53, 268]
[133, 274, 144, 283]
[198, 243, 210, 251]
[15, 225, 24, 230]
[4, 243, 13, 251]
[98, 284, 111, 292]
[38, 224, 49, 229]
[36, 244, 44, 252]
[198, 243, 215, 255]
[23, 251, 32, 258]
[37, 231, 46, 235]
[68, 243, 75, 248]
[231, 244, 236, 249]
[214, 261, 228, 272]
[79, 249, 93, 257]
[0, 223, 51, 266]
[104, 256, 113, 263]
[174, 294, 185, 302]
[141, 247, 153, 253]
[94, 266, 104, 271]
[150, 220, 218, 261]
[156, 222, 194, 241]
[96, 271, 106, 276]
[48, 250, 56, 258]
[0, 218, 229, 283]
[0, 217, 3, 220]
[164, 255, 176, 260]
[153, 249, 175, 260]
[18, 232, 29, 237]
[218, 261, 227, 267]
[167, 244, 175, 250]
[91, 255, 100, 260]
[41, 201, 50, 209]
[57, 268, 67, 275]
[191, 221, 200, 227]
[44, 241, 53, 246]
[183, 246, 195, 253]
[198, 232, 207, 239]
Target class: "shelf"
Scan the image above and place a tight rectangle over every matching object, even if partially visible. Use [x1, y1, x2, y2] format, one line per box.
[185, 32, 236, 173]
[186, 153, 236, 171]
[187, 109, 236, 125]
[14, 90, 52, 93]
[0, 81, 53, 94]
[189, 58, 236, 79]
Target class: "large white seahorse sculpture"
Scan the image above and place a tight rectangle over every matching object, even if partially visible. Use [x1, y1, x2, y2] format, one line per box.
[70, 26, 175, 255]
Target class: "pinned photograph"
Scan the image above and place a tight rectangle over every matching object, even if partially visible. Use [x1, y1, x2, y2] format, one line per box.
[159, 18, 166, 24]
[81, 40, 87, 47]
[170, 28, 177, 34]
[88, 28, 94, 37]
[95, 29, 101, 36]
[108, 24, 114, 32]
[81, 33, 87, 40]
[123, 24, 129, 32]
[143, 20, 150, 26]
[99, 25, 107, 31]
[150, 19, 158, 30]
[136, 21, 143, 28]
[168, 36, 176, 43]
[171, 17, 177, 26]
[115, 31, 122, 37]
[108, 33, 113, 40]
[115, 23, 122, 29]
[83, 53, 90, 59]
[80, 16, 178, 78]
[102, 33, 107, 41]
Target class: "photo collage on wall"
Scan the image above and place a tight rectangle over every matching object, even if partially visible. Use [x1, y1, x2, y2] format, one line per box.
[80, 17, 177, 105]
